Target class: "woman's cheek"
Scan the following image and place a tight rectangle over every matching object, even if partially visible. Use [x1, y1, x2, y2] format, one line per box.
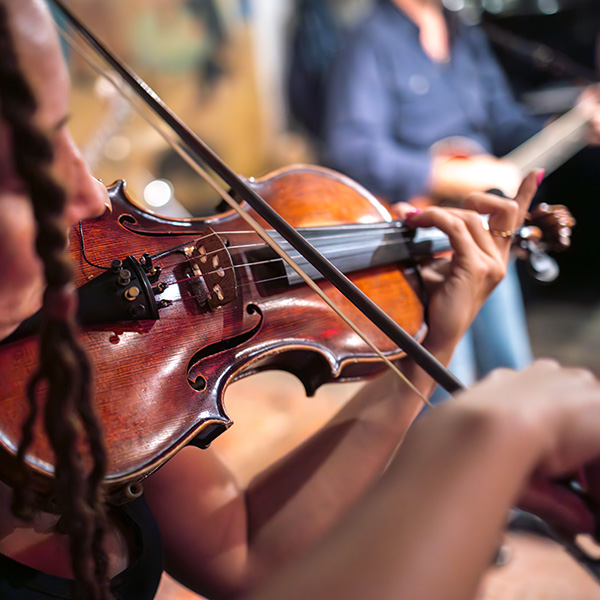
[0, 197, 45, 338]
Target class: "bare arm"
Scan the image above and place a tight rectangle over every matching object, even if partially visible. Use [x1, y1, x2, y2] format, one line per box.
[248, 360, 600, 600]
[144, 174, 538, 598]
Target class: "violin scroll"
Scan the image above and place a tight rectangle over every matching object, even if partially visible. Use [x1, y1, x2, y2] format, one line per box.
[524, 203, 576, 253]
[513, 202, 576, 283]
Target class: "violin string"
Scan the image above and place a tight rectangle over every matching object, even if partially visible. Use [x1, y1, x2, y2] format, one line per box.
[167, 239, 407, 272]
[205, 223, 409, 241]
[150, 226, 425, 300]
[149, 229, 416, 275]
[165, 269, 289, 291]
[161, 237, 412, 286]
[151, 231, 223, 260]
[144, 220, 409, 263]
[155, 235, 418, 290]
[58, 21, 430, 406]
[78, 220, 415, 282]
[224, 234, 409, 256]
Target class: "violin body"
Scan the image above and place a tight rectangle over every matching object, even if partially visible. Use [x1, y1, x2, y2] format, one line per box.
[0, 164, 426, 502]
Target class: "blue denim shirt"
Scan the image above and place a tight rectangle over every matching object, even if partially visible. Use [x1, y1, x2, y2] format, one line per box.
[323, 0, 544, 203]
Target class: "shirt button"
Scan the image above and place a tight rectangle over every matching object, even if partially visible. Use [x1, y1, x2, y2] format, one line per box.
[409, 74, 430, 95]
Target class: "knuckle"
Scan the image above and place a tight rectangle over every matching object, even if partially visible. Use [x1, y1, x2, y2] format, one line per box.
[484, 269, 504, 290]
[501, 198, 520, 219]
[473, 266, 496, 290]
[567, 365, 597, 383]
[488, 366, 514, 379]
[490, 262, 506, 283]
[462, 211, 482, 228]
[533, 357, 561, 370]
[424, 206, 446, 220]
[451, 215, 470, 235]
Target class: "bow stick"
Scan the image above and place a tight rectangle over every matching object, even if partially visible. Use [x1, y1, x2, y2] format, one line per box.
[49, 0, 464, 395]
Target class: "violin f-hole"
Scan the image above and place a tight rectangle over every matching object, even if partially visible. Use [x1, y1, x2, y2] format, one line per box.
[186, 304, 264, 390]
[189, 376, 207, 392]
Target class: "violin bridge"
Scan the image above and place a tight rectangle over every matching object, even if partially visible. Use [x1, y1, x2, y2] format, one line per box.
[184, 229, 237, 310]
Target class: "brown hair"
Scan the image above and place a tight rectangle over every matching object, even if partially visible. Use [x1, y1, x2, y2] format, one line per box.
[0, 2, 110, 598]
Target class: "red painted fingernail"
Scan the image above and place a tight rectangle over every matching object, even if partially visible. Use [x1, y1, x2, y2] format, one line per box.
[537, 170, 545, 186]
[405, 208, 423, 219]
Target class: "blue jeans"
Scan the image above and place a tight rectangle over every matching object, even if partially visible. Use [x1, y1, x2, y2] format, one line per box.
[430, 261, 532, 405]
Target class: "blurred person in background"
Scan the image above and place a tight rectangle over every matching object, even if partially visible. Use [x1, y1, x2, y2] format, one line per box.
[323, 0, 600, 399]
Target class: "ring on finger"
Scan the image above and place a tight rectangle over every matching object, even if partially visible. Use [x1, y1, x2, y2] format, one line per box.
[490, 228, 516, 239]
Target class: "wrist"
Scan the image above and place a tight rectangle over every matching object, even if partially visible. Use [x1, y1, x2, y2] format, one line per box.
[399, 333, 462, 390]
[421, 335, 460, 367]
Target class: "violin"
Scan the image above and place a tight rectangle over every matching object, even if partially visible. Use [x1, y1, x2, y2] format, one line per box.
[0, 165, 424, 504]
[0, 162, 573, 505]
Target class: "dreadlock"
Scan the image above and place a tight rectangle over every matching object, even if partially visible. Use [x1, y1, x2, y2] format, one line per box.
[0, 2, 111, 598]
